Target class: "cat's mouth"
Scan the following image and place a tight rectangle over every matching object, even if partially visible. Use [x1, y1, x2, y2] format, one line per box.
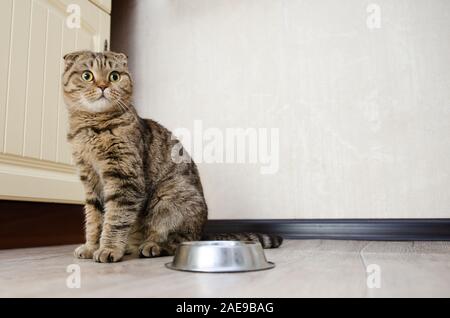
[97, 95, 109, 101]
[96, 89, 110, 100]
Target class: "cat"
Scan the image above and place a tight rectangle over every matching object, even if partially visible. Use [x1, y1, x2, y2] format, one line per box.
[62, 50, 283, 263]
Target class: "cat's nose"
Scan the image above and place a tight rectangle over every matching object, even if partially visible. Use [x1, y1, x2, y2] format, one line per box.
[97, 83, 109, 91]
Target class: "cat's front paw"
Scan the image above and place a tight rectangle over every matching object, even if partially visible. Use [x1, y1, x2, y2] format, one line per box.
[74, 244, 97, 259]
[93, 247, 124, 263]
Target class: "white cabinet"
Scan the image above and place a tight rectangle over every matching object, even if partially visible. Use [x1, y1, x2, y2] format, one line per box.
[0, 0, 110, 204]
[89, 0, 111, 14]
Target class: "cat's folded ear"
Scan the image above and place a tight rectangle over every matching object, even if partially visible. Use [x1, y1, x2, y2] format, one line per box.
[108, 52, 128, 66]
[63, 52, 78, 61]
[63, 51, 89, 71]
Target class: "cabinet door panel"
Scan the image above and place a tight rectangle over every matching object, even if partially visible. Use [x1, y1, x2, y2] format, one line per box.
[23, 0, 47, 160]
[0, 0, 110, 204]
[3, 0, 32, 156]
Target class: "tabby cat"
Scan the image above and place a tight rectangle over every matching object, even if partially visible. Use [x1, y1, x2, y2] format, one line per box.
[62, 51, 282, 263]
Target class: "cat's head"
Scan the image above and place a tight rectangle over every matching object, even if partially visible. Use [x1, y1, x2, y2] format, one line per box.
[62, 51, 132, 113]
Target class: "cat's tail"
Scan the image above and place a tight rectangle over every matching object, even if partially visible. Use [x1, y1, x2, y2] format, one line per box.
[201, 233, 283, 249]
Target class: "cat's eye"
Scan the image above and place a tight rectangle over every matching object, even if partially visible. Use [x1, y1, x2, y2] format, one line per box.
[81, 71, 94, 82]
[109, 71, 121, 82]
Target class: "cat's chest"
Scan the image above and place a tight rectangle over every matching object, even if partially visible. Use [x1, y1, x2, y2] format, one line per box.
[71, 128, 124, 162]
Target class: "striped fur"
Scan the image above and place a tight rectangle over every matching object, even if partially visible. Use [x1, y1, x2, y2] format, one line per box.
[62, 51, 282, 263]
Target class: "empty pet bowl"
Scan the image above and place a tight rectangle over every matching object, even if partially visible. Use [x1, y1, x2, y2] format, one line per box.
[165, 241, 275, 273]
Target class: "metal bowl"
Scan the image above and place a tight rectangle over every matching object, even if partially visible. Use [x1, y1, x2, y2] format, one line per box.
[165, 241, 275, 273]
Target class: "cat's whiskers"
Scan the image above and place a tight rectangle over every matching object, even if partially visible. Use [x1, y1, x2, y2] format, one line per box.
[114, 95, 130, 113]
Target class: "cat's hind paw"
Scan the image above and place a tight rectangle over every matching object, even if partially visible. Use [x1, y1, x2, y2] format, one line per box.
[139, 241, 165, 258]
[93, 247, 124, 263]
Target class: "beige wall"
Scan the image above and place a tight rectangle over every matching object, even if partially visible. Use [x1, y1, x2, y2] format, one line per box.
[123, 0, 450, 219]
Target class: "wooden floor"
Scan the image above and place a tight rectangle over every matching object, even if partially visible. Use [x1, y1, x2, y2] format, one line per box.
[1, 240, 449, 297]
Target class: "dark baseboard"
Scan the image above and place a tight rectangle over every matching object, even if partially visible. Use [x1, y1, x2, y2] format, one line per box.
[0, 200, 84, 249]
[204, 219, 450, 241]
[1, 200, 449, 249]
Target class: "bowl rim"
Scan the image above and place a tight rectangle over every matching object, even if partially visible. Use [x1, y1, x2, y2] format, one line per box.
[178, 240, 260, 247]
[164, 261, 275, 273]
